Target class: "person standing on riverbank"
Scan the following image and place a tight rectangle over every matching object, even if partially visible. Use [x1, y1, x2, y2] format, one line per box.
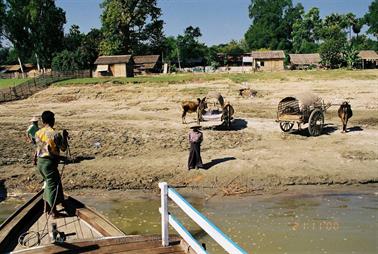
[35, 111, 68, 218]
[188, 124, 204, 170]
[26, 116, 39, 144]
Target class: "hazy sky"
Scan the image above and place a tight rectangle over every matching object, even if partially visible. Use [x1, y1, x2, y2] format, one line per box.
[55, 0, 374, 45]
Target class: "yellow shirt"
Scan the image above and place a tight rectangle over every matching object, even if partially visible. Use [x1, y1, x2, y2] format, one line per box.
[35, 126, 67, 159]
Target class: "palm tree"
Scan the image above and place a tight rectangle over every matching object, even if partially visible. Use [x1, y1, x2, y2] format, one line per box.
[352, 18, 363, 39]
[345, 13, 357, 41]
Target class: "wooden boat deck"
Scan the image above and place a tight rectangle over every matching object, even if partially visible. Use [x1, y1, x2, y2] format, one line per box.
[0, 191, 190, 254]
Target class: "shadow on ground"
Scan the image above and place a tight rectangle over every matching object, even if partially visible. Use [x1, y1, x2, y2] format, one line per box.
[60, 155, 95, 164]
[205, 119, 248, 131]
[347, 126, 363, 132]
[289, 123, 338, 137]
[203, 157, 236, 170]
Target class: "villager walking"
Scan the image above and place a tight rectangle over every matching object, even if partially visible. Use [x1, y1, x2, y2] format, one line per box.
[35, 111, 68, 218]
[188, 124, 203, 170]
[26, 116, 39, 144]
[26, 116, 39, 165]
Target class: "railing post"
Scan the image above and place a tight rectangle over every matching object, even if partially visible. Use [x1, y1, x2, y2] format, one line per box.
[159, 182, 169, 247]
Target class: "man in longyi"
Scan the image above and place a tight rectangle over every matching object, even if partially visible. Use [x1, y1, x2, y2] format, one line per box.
[35, 110, 69, 218]
[188, 124, 204, 170]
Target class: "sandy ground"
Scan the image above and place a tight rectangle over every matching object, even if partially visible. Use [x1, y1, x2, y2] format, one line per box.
[0, 75, 377, 195]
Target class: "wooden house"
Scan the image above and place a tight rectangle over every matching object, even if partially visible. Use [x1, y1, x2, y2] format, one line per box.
[133, 55, 162, 74]
[289, 53, 321, 69]
[358, 50, 378, 69]
[94, 55, 134, 77]
[251, 50, 285, 71]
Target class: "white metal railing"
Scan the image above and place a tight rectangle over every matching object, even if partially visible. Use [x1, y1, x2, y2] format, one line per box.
[159, 182, 248, 254]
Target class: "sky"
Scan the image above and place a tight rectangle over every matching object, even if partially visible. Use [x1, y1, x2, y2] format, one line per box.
[55, 0, 374, 46]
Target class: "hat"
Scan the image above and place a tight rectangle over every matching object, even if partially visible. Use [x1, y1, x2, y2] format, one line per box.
[29, 116, 39, 122]
[189, 123, 202, 129]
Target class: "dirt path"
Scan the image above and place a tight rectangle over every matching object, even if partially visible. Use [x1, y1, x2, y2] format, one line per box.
[0, 77, 377, 194]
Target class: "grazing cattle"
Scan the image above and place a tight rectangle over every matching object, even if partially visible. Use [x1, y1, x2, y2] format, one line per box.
[338, 101, 353, 133]
[181, 97, 207, 124]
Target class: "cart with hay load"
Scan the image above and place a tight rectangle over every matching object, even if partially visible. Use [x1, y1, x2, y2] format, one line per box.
[276, 92, 331, 136]
[200, 92, 234, 129]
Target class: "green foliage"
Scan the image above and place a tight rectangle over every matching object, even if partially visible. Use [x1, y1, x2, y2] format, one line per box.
[292, 7, 321, 53]
[365, 0, 378, 38]
[342, 43, 361, 69]
[245, 0, 303, 51]
[51, 49, 89, 71]
[176, 26, 208, 66]
[0, 78, 30, 88]
[351, 35, 378, 51]
[162, 36, 178, 64]
[320, 34, 347, 68]
[0, 0, 66, 67]
[64, 24, 84, 51]
[0, 47, 18, 64]
[99, 0, 164, 55]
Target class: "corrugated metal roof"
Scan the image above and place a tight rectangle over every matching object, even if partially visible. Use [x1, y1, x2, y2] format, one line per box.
[251, 50, 285, 59]
[289, 53, 321, 65]
[358, 50, 378, 60]
[94, 55, 132, 64]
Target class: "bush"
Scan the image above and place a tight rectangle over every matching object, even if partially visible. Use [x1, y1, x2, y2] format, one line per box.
[51, 49, 90, 71]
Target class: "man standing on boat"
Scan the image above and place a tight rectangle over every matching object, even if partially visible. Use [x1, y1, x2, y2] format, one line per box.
[35, 111, 68, 218]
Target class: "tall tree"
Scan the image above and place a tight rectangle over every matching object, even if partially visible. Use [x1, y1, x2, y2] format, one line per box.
[176, 26, 208, 66]
[365, 0, 378, 38]
[64, 24, 84, 51]
[244, 0, 303, 51]
[292, 7, 321, 53]
[99, 0, 164, 55]
[0, 0, 66, 66]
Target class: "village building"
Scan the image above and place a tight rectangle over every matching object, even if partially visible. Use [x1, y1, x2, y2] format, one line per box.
[358, 50, 378, 69]
[0, 64, 37, 78]
[289, 53, 321, 70]
[133, 55, 162, 74]
[94, 55, 134, 77]
[251, 50, 285, 71]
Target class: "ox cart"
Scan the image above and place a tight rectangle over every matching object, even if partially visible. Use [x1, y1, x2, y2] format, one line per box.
[200, 92, 234, 129]
[276, 93, 331, 136]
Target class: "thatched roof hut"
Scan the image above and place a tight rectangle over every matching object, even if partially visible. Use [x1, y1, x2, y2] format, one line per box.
[251, 50, 285, 71]
[94, 55, 133, 65]
[289, 53, 320, 65]
[251, 50, 285, 60]
[133, 55, 162, 74]
[358, 50, 378, 69]
[94, 55, 134, 77]
[358, 50, 378, 60]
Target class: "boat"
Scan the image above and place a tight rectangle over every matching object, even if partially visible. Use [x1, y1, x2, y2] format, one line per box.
[0, 190, 188, 253]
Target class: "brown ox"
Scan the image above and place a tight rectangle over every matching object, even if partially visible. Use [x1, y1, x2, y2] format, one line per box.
[181, 97, 207, 124]
[338, 101, 353, 133]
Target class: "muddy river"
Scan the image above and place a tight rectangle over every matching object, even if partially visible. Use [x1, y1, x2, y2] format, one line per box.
[1, 185, 377, 253]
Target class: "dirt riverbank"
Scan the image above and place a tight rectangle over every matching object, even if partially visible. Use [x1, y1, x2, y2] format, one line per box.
[1, 73, 377, 195]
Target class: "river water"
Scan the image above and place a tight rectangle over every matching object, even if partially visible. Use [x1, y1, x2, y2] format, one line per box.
[1, 185, 377, 253]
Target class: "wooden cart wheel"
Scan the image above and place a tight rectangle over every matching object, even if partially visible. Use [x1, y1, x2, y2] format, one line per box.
[279, 121, 294, 132]
[308, 109, 324, 136]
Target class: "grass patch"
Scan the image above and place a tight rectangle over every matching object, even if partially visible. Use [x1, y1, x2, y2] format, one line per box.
[53, 69, 378, 86]
[0, 78, 31, 89]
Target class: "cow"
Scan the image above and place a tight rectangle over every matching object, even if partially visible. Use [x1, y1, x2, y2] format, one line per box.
[338, 101, 353, 133]
[181, 97, 207, 124]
